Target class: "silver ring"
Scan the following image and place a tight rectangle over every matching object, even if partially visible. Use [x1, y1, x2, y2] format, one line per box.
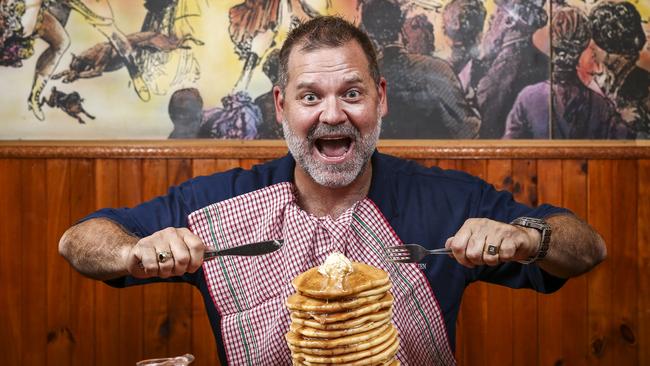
[486, 245, 498, 256]
[157, 251, 173, 263]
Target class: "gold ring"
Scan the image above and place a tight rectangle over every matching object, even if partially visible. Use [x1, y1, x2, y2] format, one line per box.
[157, 251, 173, 263]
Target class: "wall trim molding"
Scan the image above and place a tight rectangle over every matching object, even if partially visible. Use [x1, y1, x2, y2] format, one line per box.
[1, 140, 648, 159]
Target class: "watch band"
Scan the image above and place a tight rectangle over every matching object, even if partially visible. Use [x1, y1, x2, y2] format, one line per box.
[510, 217, 552, 264]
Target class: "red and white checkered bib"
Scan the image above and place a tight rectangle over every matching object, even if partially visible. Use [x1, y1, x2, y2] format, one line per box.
[188, 182, 455, 365]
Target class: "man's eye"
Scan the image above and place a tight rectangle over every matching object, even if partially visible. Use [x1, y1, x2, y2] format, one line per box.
[302, 94, 318, 103]
[345, 90, 360, 99]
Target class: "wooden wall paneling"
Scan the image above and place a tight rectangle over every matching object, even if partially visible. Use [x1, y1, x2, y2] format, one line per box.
[511, 160, 539, 365]
[419, 159, 438, 168]
[0, 160, 22, 365]
[93, 159, 121, 366]
[141, 160, 170, 360]
[45, 159, 73, 365]
[69, 159, 96, 366]
[191, 159, 222, 366]
[535, 159, 564, 365]
[562, 160, 589, 366]
[611, 160, 639, 364]
[239, 159, 263, 170]
[638, 159, 650, 366]
[455, 160, 488, 366]
[118, 159, 145, 365]
[436, 159, 460, 170]
[586, 160, 613, 365]
[486, 159, 515, 366]
[21, 159, 47, 366]
[167, 159, 194, 357]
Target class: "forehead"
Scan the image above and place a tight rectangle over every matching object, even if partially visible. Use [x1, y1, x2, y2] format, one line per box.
[285, 40, 374, 87]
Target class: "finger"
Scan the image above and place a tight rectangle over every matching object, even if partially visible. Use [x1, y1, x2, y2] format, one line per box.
[168, 233, 192, 276]
[139, 244, 160, 277]
[449, 227, 474, 268]
[155, 243, 174, 278]
[180, 229, 205, 273]
[499, 236, 517, 262]
[483, 238, 503, 266]
[465, 233, 487, 266]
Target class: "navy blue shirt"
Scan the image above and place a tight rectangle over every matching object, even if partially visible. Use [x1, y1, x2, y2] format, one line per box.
[86, 152, 567, 357]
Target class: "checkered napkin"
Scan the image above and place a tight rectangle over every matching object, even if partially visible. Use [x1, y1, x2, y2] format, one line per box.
[187, 182, 456, 366]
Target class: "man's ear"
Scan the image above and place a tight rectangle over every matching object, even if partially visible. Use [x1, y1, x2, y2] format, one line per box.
[273, 85, 284, 124]
[377, 77, 388, 118]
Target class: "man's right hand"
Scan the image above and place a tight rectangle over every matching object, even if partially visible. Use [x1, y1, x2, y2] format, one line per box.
[124, 227, 205, 279]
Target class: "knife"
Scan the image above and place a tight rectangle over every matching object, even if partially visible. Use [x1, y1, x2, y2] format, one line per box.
[203, 239, 284, 260]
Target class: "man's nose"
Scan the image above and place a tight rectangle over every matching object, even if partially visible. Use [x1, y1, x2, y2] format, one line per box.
[318, 97, 347, 125]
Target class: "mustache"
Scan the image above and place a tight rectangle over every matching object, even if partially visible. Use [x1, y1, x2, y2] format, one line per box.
[307, 122, 361, 141]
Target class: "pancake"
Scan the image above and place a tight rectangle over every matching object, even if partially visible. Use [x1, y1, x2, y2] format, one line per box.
[293, 262, 390, 299]
[286, 323, 391, 349]
[288, 326, 396, 357]
[286, 253, 400, 365]
[286, 292, 384, 313]
[296, 335, 399, 366]
[354, 282, 392, 298]
[292, 329, 398, 364]
[291, 293, 394, 324]
[290, 307, 392, 330]
[290, 317, 391, 338]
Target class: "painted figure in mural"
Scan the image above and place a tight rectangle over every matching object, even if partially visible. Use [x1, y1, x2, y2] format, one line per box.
[442, 0, 485, 77]
[589, 1, 650, 139]
[42, 85, 95, 124]
[361, 0, 479, 138]
[403, 14, 434, 56]
[167, 87, 204, 139]
[51, 32, 202, 83]
[503, 5, 631, 139]
[201, 91, 262, 139]
[469, 0, 549, 138]
[0, 0, 151, 121]
[255, 49, 284, 139]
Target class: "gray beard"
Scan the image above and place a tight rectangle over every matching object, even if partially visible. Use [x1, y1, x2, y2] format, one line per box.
[282, 118, 381, 188]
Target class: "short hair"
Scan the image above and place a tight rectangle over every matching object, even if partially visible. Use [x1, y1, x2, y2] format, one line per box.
[551, 6, 591, 70]
[590, 1, 645, 56]
[278, 16, 380, 89]
[443, 0, 486, 45]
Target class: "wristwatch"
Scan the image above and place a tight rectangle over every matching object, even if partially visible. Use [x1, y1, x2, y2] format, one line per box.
[510, 217, 552, 264]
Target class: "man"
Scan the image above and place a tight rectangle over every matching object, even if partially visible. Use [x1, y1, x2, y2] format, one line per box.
[255, 49, 285, 139]
[589, 1, 650, 138]
[442, 0, 486, 75]
[361, 0, 480, 138]
[469, 0, 549, 138]
[503, 5, 631, 139]
[59, 16, 606, 365]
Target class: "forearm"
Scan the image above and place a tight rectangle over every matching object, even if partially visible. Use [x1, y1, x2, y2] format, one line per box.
[59, 218, 137, 281]
[537, 214, 607, 278]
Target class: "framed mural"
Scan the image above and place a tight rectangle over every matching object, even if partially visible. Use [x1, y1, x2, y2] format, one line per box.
[1, 0, 648, 140]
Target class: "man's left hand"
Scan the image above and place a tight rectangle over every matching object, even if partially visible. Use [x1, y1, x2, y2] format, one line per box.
[445, 218, 540, 267]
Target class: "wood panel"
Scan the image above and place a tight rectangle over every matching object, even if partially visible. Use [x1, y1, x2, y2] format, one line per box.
[0, 149, 647, 365]
[94, 159, 121, 366]
[0, 160, 22, 365]
[46, 159, 73, 366]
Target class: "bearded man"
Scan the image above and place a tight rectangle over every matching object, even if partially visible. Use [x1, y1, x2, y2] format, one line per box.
[59, 16, 606, 365]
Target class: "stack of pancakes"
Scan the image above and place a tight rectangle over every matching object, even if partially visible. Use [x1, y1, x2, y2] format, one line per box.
[286, 258, 399, 365]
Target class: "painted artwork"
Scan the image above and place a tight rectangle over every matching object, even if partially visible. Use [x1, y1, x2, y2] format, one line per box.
[1, 0, 648, 139]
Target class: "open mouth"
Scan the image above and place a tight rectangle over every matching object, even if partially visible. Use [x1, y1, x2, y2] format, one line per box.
[314, 136, 353, 161]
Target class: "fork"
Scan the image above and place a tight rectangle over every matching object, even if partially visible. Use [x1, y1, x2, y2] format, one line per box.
[385, 244, 452, 263]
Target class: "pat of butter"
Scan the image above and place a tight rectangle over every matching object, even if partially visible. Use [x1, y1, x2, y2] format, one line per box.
[318, 252, 353, 279]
